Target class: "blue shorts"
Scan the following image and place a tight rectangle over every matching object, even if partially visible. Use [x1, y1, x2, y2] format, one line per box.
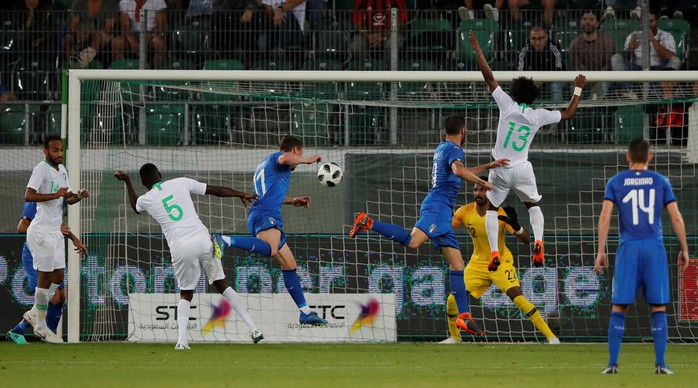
[414, 209, 459, 251]
[612, 239, 670, 306]
[22, 243, 65, 294]
[247, 210, 287, 250]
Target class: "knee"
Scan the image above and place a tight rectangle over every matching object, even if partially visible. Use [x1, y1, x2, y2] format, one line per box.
[152, 35, 166, 50]
[112, 36, 125, 50]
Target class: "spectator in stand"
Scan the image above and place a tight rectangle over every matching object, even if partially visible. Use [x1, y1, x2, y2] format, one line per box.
[569, 10, 615, 98]
[260, 0, 305, 52]
[211, 0, 267, 59]
[0, 84, 18, 109]
[349, 0, 408, 60]
[458, 0, 504, 22]
[112, 0, 168, 67]
[517, 26, 564, 101]
[611, 12, 680, 71]
[63, 0, 119, 68]
[508, 0, 556, 29]
[11, 0, 57, 56]
[611, 12, 681, 99]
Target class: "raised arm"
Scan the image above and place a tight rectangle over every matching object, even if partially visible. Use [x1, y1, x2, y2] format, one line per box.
[469, 30, 498, 92]
[666, 201, 689, 272]
[278, 152, 321, 167]
[113, 171, 140, 214]
[451, 159, 508, 189]
[560, 74, 587, 121]
[206, 185, 258, 207]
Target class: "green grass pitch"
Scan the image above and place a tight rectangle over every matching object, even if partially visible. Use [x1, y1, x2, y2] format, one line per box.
[0, 342, 695, 387]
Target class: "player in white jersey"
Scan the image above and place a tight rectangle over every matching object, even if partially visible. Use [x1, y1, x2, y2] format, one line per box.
[25, 134, 90, 343]
[115, 163, 263, 349]
[470, 30, 587, 271]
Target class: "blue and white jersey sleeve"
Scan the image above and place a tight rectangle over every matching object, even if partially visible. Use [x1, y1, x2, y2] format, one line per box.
[22, 202, 38, 221]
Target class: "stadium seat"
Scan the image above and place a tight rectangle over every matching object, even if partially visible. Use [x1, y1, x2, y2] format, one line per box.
[313, 19, 350, 60]
[291, 102, 331, 146]
[346, 59, 387, 71]
[170, 16, 212, 63]
[203, 59, 245, 71]
[406, 17, 454, 52]
[251, 57, 294, 71]
[396, 59, 435, 96]
[565, 107, 610, 144]
[45, 103, 62, 137]
[13, 56, 56, 100]
[146, 104, 185, 146]
[192, 105, 233, 145]
[110, 59, 145, 69]
[458, 19, 496, 63]
[155, 58, 197, 70]
[297, 59, 342, 98]
[600, 19, 641, 32]
[604, 29, 632, 54]
[615, 105, 644, 143]
[0, 106, 28, 145]
[348, 105, 383, 145]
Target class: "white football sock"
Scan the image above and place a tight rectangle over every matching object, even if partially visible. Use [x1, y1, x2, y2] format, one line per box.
[485, 210, 500, 253]
[528, 206, 544, 242]
[222, 287, 256, 331]
[177, 299, 190, 345]
[35, 287, 50, 328]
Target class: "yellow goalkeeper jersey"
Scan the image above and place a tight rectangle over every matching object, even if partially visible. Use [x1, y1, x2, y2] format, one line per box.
[452, 203, 515, 267]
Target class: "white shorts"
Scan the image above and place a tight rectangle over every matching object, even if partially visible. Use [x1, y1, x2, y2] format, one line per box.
[486, 161, 542, 207]
[170, 232, 225, 290]
[27, 229, 65, 272]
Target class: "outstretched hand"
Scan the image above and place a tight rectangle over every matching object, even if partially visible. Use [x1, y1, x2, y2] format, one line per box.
[497, 205, 521, 231]
[574, 74, 587, 89]
[292, 196, 311, 208]
[114, 170, 131, 182]
[490, 158, 509, 168]
[239, 192, 258, 207]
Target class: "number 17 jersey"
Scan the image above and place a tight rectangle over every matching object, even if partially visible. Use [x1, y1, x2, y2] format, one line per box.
[491, 86, 561, 167]
[604, 169, 676, 244]
[136, 177, 208, 246]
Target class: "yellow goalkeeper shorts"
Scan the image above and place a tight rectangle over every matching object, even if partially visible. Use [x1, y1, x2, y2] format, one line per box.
[465, 260, 521, 299]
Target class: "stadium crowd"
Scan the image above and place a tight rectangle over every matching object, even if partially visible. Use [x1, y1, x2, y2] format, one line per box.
[0, 0, 696, 146]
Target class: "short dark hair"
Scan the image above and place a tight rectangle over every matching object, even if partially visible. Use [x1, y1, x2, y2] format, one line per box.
[581, 10, 600, 22]
[510, 76, 539, 105]
[44, 134, 62, 149]
[628, 138, 650, 163]
[443, 115, 465, 136]
[139, 163, 160, 182]
[279, 135, 303, 152]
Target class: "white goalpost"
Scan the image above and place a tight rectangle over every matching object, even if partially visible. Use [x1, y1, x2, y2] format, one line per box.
[65, 69, 698, 344]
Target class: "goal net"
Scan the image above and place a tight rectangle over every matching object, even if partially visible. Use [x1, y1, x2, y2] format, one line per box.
[63, 69, 698, 343]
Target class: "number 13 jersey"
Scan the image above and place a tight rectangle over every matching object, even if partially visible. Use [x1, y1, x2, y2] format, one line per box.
[136, 177, 208, 246]
[491, 86, 561, 167]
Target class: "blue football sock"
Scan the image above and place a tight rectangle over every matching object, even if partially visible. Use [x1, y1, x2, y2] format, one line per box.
[11, 320, 28, 335]
[651, 311, 668, 366]
[449, 270, 469, 314]
[282, 269, 308, 309]
[46, 301, 64, 333]
[231, 237, 272, 257]
[608, 311, 626, 366]
[371, 220, 412, 247]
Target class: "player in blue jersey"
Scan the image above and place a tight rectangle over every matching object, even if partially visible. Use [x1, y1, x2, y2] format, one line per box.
[6, 202, 87, 344]
[348, 116, 509, 336]
[595, 139, 689, 375]
[212, 135, 328, 325]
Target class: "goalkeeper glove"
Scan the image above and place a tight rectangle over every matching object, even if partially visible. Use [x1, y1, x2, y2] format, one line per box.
[497, 205, 522, 233]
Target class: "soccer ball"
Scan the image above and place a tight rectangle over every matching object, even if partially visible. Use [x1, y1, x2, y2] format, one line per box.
[317, 162, 343, 187]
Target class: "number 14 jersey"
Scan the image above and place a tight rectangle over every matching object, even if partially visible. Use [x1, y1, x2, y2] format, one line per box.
[136, 177, 208, 246]
[491, 86, 561, 167]
[604, 169, 676, 244]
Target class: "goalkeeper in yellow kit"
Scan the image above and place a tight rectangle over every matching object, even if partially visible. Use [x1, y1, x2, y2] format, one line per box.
[442, 178, 559, 344]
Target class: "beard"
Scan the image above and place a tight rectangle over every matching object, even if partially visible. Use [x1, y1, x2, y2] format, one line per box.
[582, 27, 596, 35]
